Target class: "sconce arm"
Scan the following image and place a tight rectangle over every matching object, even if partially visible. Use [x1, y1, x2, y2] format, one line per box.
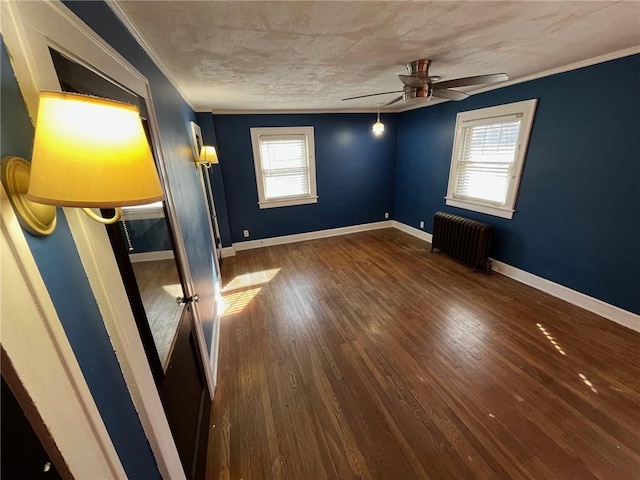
[81, 207, 122, 224]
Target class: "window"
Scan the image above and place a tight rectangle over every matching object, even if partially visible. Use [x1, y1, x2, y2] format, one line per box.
[250, 127, 317, 209]
[446, 99, 537, 219]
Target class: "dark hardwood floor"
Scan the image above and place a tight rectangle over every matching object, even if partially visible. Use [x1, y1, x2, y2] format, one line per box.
[207, 228, 640, 479]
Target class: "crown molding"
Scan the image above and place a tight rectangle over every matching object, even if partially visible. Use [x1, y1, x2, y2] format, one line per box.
[101, 3, 640, 116]
[398, 44, 640, 113]
[106, 0, 196, 111]
[211, 45, 640, 115]
[209, 108, 397, 115]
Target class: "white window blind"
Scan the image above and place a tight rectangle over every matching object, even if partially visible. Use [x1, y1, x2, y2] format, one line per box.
[445, 99, 537, 219]
[259, 134, 310, 200]
[250, 126, 317, 209]
[454, 116, 522, 206]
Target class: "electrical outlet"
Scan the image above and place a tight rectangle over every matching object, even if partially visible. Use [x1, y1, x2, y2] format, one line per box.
[384, 212, 389, 219]
[419, 221, 425, 229]
[243, 229, 249, 238]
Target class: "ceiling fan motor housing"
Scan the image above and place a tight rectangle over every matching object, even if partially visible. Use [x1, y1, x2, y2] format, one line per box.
[406, 59, 440, 83]
[407, 59, 432, 76]
[341, 58, 506, 105]
[403, 86, 432, 103]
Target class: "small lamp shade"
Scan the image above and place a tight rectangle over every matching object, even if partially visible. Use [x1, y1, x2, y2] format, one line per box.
[198, 145, 219, 166]
[28, 91, 164, 208]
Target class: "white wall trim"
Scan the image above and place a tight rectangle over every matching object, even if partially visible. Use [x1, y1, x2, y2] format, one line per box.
[490, 260, 640, 333]
[1, 185, 127, 479]
[105, 0, 196, 111]
[401, 45, 640, 113]
[1, 2, 186, 478]
[129, 250, 175, 263]
[79, 0, 639, 118]
[212, 46, 640, 115]
[221, 246, 236, 258]
[467, 45, 640, 99]
[212, 107, 393, 115]
[233, 221, 393, 251]
[102, 2, 638, 119]
[392, 221, 640, 333]
[391, 220, 433, 243]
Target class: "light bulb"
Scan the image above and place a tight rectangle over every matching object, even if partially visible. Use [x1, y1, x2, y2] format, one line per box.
[372, 120, 385, 136]
[372, 106, 385, 136]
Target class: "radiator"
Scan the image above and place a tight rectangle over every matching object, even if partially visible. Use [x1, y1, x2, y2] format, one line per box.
[431, 212, 493, 273]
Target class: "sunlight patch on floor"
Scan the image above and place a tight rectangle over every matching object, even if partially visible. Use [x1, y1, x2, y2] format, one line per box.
[220, 268, 281, 316]
[223, 268, 281, 293]
[222, 287, 262, 316]
[579, 373, 598, 394]
[536, 322, 566, 356]
[161, 283, 183, 298]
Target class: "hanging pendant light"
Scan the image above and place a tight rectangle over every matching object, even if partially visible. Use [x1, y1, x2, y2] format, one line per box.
[372, 105, 384, 136]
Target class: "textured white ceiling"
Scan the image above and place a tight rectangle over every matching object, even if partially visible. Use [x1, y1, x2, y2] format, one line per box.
[114, 1, 640, 112]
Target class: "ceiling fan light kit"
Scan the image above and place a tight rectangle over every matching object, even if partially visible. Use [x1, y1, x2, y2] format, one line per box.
[343, 58, 508, 107]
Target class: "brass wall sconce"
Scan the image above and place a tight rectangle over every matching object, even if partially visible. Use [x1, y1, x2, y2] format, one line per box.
[1, 91, 164, 236]
[197, 145, 219, 168]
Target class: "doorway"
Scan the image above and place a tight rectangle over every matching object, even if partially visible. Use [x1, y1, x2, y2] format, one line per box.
[50, 48, 211, 478]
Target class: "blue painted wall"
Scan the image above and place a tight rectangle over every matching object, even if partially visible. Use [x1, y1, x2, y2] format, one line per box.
[214, 113, 397, 243]
[195, 112, 233, 247]
[1, 37, 160, 478]
[395, 54, 640, 314]
[64, 0, 219, 351]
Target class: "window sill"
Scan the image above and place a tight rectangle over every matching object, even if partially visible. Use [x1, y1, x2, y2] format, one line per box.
[445, 197, 515, 219]
[258, 196, 318, 209]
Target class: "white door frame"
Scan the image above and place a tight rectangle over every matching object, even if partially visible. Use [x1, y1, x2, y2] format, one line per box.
[1, 1, 215, 477]
[1, 182, 128, 480]
[197, 164, 223, 383]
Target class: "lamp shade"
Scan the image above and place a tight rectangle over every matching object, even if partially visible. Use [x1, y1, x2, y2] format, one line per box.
[199, 145, 219, 165]
[28, 91, 164, 208]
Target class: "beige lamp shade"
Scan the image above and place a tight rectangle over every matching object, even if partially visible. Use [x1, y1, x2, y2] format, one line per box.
[198, 145, 219, 165]
[28, 91, 164, 208]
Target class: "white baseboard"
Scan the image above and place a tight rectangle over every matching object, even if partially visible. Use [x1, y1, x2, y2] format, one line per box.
[233, 221, 393, 251]
[393, 221, 640, 333]
[489, 260, 639, 333]
[392, 221, 433, 243]
[221, 246, 236, 258]
[129, 250, 174, 263]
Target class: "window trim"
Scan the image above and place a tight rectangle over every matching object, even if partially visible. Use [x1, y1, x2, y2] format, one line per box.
[445, 99, 538, 219]
[250, 126, 318, 209]
[122, 201, 164, 220]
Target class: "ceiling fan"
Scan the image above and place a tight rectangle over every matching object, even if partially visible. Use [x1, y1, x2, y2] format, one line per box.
[342, 59, 508, 106]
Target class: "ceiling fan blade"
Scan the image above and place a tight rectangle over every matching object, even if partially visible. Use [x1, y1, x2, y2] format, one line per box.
[433, 73, 508, 90]
[398, 75, 425, 88]
[384, 95, 404, 107]
[341, 90, 403, 101]
[432, 89, 469, 101]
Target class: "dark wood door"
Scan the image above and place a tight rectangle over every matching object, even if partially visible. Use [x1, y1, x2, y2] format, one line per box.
[161, 305, 211, 479]
[104, 220, 210, 479]
[49, 49, 211, 478]
[1, 376, 63, 480]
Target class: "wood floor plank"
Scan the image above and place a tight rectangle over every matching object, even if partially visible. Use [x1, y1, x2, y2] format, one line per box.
[207, 229, 640, 480]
